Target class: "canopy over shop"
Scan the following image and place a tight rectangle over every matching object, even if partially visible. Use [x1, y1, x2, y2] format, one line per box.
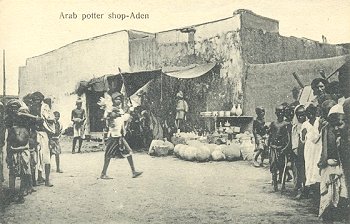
[76, 69, 161, 134]
[75, 62, 253, 138]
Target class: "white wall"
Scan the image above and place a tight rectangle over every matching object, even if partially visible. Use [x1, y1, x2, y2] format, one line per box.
[19, 31, 130, 128]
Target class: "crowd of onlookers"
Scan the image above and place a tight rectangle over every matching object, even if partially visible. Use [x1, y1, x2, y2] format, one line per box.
[0, 90, 146, 204]
[0, 92, 65, 203]
[252, 78, 350, 222]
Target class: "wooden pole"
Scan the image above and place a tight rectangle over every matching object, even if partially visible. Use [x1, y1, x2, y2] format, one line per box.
[2, 50, 5, 104]
[292, 72, 304, 88]
[117, 67, 129, 108]
[0, 49, 4, 196]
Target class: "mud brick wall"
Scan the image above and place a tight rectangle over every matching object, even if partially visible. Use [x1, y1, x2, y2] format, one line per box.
[129, 35, 158, 72]
[156, 32, 244, 113]
[244, 55, 350, 122]
[241, 27, 349, 64]
[240, 10, 279, 33]
[156, 16, 244, 110]
[194, 31, 244, 111]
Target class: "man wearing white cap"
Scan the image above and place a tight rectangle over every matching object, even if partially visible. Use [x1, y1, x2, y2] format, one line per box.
[318, 104, 349, 221]
[175, 91, 188, 132]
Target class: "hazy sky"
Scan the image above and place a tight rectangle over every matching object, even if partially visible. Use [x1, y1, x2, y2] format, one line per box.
[1, 0, 350, 95]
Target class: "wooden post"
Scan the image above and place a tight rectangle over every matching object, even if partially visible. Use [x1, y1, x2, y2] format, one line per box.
[0, 49, 5, 199]
[2, 50, 5, 105]
[292, 72, 304, 88]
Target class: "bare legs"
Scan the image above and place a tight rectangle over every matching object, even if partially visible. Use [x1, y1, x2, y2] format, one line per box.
[72, 137, 83, 153]
[55, 154, 63, 173]
[101, 157, 111, 178]
[100, 138, 143, 179]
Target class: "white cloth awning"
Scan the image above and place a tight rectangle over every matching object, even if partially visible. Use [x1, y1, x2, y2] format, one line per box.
[163, 63, 216, 79]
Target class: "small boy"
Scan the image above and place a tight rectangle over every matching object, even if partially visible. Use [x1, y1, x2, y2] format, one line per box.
[268, 105, 290, 192]
[50, 111, 63, 173]
[71, 99, 86, 153]
[253, 106, 269, 167]
[291, 105, 307, 198]
[284, 105, 295, 182]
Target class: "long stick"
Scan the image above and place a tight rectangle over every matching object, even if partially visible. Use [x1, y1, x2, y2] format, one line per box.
[118, 67, 125, 88]
[292, 72, 304, 88]
[118, 67, 129, 107]
[2, 50, 5, 105]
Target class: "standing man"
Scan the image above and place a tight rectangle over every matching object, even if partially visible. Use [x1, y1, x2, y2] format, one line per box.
[175, 91, 188, 132]
[71, 99, 86, 154]
[30, 91, 54, 187]
[5, 100, 35, 202]
[100, 109, 143, 179]
[310, 78, 331, 115]
[341, 98, 350, 222]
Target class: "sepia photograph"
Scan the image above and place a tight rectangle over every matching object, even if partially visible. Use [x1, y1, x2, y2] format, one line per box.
[1, 0, 350, 223]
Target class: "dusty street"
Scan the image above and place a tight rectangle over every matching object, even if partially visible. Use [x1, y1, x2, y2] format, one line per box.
[1, 137, 325, 224]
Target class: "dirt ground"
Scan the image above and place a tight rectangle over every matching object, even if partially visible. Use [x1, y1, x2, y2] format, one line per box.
[0, 136, 344, 224]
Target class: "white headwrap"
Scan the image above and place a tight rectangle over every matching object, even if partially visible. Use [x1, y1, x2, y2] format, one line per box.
[328, 104, 344, 117]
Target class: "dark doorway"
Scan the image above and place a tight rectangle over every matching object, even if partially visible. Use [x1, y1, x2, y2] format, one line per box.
[86, 91, 105, 132]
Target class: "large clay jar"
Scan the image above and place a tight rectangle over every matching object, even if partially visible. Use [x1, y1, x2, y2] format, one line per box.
[236, 104, 243, 116]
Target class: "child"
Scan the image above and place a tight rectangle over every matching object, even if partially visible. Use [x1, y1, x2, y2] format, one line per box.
[291, 105, 307, 199]
[301, 104, 322, 189]
[268, 105, 290, 192]
[50, 111, 63, 173]
[253, 106, 269, 167]
[284, 105, 295, 183]
[71, 99, 86, 153]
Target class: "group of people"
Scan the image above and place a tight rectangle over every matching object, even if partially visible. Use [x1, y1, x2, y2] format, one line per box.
[0, 90, 145, 203]
[252, 78, 350, 221]
[0, 92, 64, 203]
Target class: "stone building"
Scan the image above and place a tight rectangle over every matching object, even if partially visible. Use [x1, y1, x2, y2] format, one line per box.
[18, 9, 349, 132]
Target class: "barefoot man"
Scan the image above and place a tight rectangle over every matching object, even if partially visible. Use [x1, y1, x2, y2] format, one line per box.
[5, 100, 37, 203]
[30, 92, 54, 187]
[100, 108, 143, 179]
